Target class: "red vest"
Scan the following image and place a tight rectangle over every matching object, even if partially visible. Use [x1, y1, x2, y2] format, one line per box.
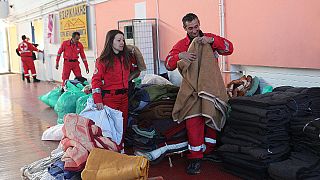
[91, 55, 137, 103]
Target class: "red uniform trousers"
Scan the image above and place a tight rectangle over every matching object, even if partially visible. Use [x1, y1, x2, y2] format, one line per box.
[186, 116, 217, 159]
[21, 57, 37, 78]
[62, 60, 82, 86]
[102, 92, 129, 148]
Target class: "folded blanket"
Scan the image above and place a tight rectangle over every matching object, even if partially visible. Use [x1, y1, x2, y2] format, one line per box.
[82, 148, 149, 180]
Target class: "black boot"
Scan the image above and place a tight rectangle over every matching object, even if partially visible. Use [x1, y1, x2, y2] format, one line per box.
[26, 78, 31, 83]
[186, 159, 201, 175]
[22, 73, 25, 81]
[33, 77, 40, 83]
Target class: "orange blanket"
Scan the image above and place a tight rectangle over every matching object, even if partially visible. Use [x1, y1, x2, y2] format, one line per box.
[61, 114, 119, 171]
[82, 148, 149, 180]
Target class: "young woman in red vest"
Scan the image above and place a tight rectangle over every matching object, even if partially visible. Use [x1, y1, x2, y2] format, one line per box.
[91, 30, 140, 151]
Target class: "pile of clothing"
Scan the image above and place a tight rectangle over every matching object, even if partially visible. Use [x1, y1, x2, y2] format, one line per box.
[268, 87, 320, 179]
[226, 75, 253, 98]
[218, 91, 306, 179]
[126, 84, 188, 163]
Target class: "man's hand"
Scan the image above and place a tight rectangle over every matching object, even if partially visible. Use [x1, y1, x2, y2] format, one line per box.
[96, 103, 104, 110]
[55, 64, 59, 70]
[197, 36, 214, 44]
[178, 52, 197, 61]
[39, 50, 44, 53]
[86, 69, 89, 74]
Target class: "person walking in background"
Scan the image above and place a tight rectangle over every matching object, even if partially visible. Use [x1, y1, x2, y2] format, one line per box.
[17, 35, 42, 83]
[55, 32, 89, 86]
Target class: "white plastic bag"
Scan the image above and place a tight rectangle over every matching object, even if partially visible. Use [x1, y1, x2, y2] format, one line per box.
[41, 124, 63, 141]
[142, 74, 173, 85]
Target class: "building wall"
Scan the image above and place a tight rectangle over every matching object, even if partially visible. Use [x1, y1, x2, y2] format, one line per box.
[6, 0, 320, 87]
[8, 25, 20, 73]
[95, 0, 221, 61]
[0, 21, 9, 73]
[226, 0, 320, 69]
[231, 65, 320, 88]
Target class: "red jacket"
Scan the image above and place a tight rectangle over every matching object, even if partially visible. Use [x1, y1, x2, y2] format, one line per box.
[56, 39, 88, 68]
[165, 33, 233, 71]
[91, 55, 138, 104]
[17, 40, 39, 58]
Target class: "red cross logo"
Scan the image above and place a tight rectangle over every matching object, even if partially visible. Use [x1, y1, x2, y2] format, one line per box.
[19, 43, 28, 52]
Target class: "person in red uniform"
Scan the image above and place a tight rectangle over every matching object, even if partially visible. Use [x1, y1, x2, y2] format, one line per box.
[56, 32, 89, 86]
[91, 30, 140, 151]
[165, 13, 234, 175]
[17, 35, 42, 83]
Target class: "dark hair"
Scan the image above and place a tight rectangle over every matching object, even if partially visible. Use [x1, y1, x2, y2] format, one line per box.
[99, 30, 130, 69]
[22, 35, 27, 40]
[182, 13, 199, 27]
[72, 32, 80, 38]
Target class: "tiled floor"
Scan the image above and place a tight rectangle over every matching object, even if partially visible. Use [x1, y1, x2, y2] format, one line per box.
[0, 74, 59, 179]
[0, 74, 240, 180]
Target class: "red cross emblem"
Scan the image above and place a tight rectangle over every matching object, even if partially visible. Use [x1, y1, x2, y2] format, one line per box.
[19, 43, 28, 52]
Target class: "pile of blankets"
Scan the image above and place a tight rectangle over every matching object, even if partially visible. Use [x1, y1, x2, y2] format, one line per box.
[218, 92, 304, 179]
[268, 87, 320, 180]
[61, 114, 120, 171]
[126, 84, 189, 163]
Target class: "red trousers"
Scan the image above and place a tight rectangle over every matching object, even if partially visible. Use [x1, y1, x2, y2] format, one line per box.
[21, 57, 36, 78]
[186, 116, 217, 159]
[62, 60, 82, 85]
[102, 92, 128, 146]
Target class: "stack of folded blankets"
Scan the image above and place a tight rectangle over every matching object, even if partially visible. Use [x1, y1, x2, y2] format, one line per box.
[273, 86, 320, 116]
[126, 84, 188, 163]
[218, 91, 308, 179]
[268, 86, 320, 180]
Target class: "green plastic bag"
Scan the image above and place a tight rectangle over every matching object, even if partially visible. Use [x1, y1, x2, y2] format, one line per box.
[39, 87, 62, 108]
[54, 91, 86, 124]
[262, 85, 273, 94]
[133, 77, 142, 87]
[76, 94, 92, 114]
[65, 81, 83, 92]
[83, 80, 89, 86]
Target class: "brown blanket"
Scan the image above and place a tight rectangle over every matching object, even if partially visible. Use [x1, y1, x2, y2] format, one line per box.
[127, 45, 147, 71]
[138, 100, 175, 121]
[172, 38, 229, 131]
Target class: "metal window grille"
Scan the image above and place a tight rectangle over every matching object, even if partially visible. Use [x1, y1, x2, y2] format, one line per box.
[118, 18, 159, 76]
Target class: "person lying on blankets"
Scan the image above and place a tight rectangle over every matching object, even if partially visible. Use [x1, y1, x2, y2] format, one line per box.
[91, 30, 141, 152]
[165, 13, 234, 175]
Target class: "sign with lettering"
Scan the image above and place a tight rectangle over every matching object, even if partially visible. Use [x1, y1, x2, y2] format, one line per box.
[59, 4, 88, 48]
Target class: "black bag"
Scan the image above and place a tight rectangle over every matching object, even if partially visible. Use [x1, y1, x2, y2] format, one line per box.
[16, 48, 20, 56]
[32, 52, 37, 60]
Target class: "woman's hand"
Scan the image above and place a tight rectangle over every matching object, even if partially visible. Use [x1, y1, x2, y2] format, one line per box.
[96, 103, 104, 110]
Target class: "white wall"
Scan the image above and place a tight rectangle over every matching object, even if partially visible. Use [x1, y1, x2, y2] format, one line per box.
[0, 21, 9, 73]
[231, 65, 320, 89]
